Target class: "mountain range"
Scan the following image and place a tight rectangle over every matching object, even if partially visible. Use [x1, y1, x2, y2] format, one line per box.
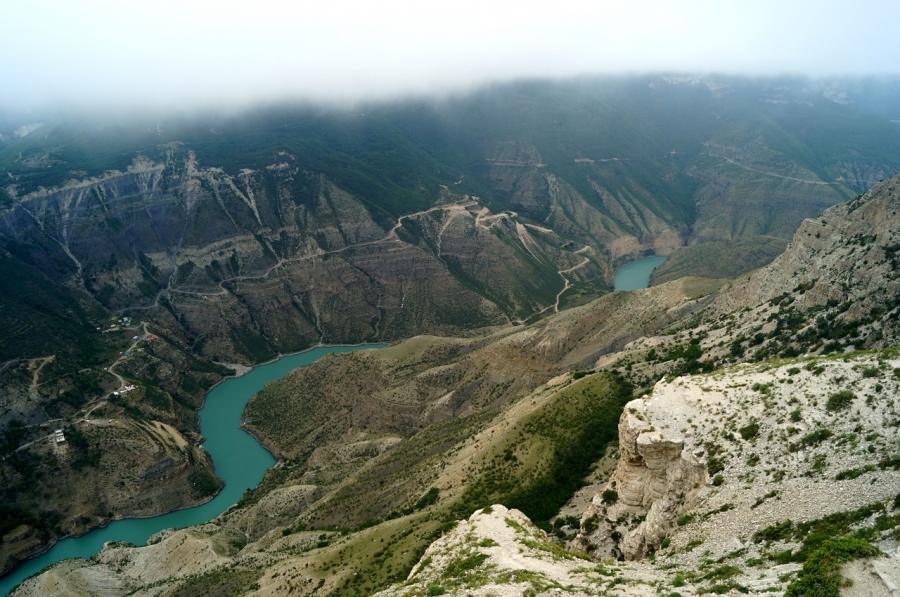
[2, 74, 900, 596]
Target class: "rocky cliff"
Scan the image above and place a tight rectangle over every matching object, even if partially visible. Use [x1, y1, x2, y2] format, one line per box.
[573, 397, 707, 560]
[712, 175, 900, 326]
[0, 147, 615, 364]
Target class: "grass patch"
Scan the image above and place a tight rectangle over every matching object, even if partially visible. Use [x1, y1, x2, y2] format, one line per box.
[451, 372, 632, 527]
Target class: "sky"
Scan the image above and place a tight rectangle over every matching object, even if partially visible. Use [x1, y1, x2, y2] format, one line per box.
[2, 0, 899, 111]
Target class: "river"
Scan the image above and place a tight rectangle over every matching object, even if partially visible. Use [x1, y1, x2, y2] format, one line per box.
[614, 255, 668, 291]
[0, 344, 384, 596]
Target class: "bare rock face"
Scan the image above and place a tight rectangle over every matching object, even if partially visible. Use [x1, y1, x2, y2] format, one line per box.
[575, 396, 707, 560]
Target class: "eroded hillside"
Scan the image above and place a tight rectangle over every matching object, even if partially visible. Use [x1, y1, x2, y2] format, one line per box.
[3, 82, 900, 595]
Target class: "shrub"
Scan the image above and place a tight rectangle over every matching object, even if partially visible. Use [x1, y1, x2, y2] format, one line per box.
[835, 466, 875, 480]
[702, 565, 742, 581]
[739, 422, 760, 440]
[582, 514, 599, 535]
[414, 487, 440, 510]
[753, 520, 793, 543]
[790, 409, 802, 422]
[601, 489, 618, 505]
[708, 456, 726, 475]
[676, 514, 694, 526]
[826, 391, 855, 412]
[796, 428, 832, 450]
[784, 537, 878, 597]
[712, 474, 724, 486]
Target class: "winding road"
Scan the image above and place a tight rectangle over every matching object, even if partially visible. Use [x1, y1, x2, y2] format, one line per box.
[13, 323, 151, 452]
[118, 198, 598, 328]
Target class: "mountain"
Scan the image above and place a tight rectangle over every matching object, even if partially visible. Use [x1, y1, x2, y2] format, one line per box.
[3, 74, 900, 589]
[10, 170, 900, 596]
[2, 76, 899, 366]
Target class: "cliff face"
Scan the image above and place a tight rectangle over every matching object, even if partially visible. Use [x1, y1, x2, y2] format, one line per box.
[0, 148, 613, 363]
[712, 175, 900, 322]
[573, 395, 707, 560]
[574, 350, 900, 567]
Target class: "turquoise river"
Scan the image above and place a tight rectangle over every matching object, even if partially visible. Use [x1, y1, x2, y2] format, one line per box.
[2, 258, 665, 594]
[613, 255, 668, 291]
[1, 344, 385, 596]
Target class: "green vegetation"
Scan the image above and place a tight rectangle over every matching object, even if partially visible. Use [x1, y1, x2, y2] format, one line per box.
[784, 537, 878, 597]
[676, 514, 694, 527]
[0, 504, 62, 541]
[753, 520, 794, 543]
[791, 428, 833, 451]
[188, 470, 223, 499]
[65, 424, 102, 470]
[413, 488, 440, 511]
[738, 421, 759, 440]
[0, 249, 111, 368]
[826, 390, 855, 412]
[834, 465, 876, 480]
[453, 372, 632, 526]
[753, 502, 900, 570]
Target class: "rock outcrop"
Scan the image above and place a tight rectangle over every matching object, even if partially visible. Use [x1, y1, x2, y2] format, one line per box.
[375, 505, 629, 597]
[574, 395, 707, 560]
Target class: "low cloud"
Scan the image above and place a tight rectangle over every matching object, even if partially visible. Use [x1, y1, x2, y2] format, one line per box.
[3, 0, 899, 111]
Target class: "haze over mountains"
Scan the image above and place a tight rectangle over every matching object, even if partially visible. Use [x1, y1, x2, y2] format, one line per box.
[4, 0, 900, 110]
[3, 76, 900, 366]
[2, 60, 900, 597]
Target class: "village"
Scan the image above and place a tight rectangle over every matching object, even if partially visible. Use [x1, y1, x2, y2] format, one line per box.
[34, 317, 159, 454]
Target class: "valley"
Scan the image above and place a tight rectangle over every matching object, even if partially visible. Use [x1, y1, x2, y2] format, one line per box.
[1, 75, 900, 596]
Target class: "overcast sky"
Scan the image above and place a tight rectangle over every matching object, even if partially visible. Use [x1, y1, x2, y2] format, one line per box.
[3, 0, 899, 111]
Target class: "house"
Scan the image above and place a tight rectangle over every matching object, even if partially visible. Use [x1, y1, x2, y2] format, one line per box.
[53, 430, 66, 446]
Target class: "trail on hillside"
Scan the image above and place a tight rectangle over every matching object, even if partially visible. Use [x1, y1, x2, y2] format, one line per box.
[701, 153, 838, 185]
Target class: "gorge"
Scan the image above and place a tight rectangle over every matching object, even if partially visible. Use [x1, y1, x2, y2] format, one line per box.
[2, 75, 900, 596]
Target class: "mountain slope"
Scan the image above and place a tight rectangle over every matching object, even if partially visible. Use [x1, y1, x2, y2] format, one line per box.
[2, 75, 899, 363]
[3, 79, 900, 592]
